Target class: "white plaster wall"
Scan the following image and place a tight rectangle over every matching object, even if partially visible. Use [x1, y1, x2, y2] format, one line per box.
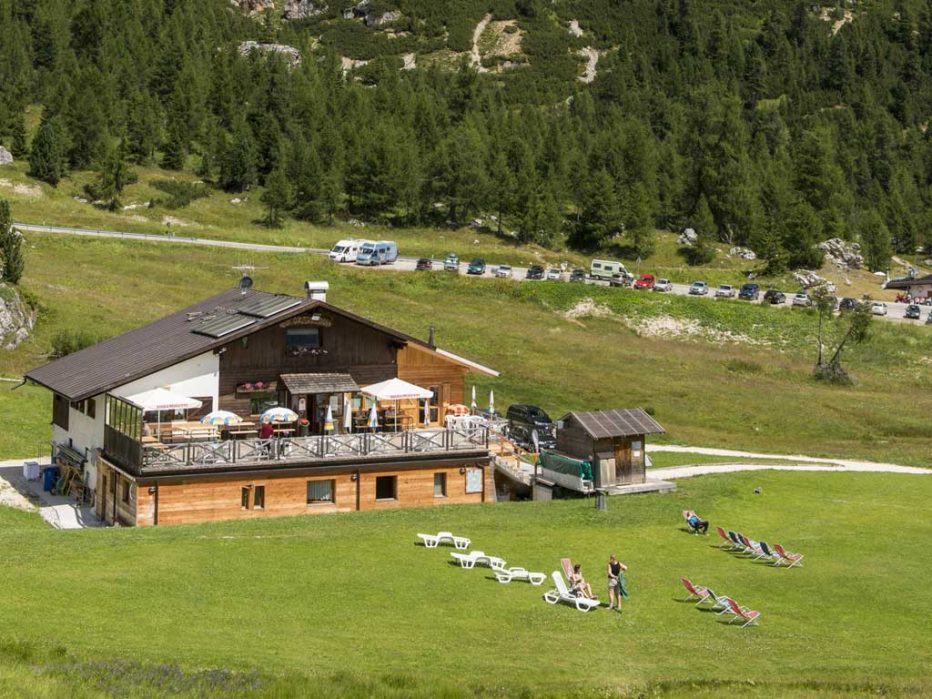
[52, 396, 106, 488]
[111, 352, 220, 410]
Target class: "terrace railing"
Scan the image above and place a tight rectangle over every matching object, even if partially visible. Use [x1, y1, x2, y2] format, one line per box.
[136, 426, 489, 471]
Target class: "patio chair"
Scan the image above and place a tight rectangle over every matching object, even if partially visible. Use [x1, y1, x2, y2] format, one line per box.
[726, 598, 761, 627]
[757, 541, 782, 564]
[681, 578, 711, 605]
[495, 566, 547, 586]
[450, 550, 506, 570]
[704, 589, 738, 615]
[727, 531, 747, 551]
[417, 531, 471, 550]
[716, 527, 735, 549]
[543, 571, 600, 612]
[739, 534, 768, 560]
[773, 543, 804, 568]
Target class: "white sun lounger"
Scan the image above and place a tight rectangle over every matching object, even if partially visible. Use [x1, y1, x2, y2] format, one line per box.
[494, 566, 547, 586]
[450, 550, 506, 570]
[417, 531, 471, 550]
[543, 571, 600, 612]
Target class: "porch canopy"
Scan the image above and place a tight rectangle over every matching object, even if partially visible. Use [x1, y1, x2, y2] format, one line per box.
[360, 378, 433, 401]
[280, 373, 359, 394]
[125, 387, 203, 412]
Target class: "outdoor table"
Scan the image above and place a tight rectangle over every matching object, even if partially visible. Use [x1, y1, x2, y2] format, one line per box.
[228, 429, 258, 439]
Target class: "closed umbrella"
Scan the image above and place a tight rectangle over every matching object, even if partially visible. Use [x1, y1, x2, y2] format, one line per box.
[488, 389, 495, 417]
[343, 398, 353, 433]
[368, 402, 379, 430]
[200, 410, 242, 427]
[324, 404, 334, 433]
[423, 398, 430, 427]
[260, 407, 299, 424]
[471, 386, 477, 413]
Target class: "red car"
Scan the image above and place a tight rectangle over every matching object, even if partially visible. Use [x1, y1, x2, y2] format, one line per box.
[633, 274, 655, 290]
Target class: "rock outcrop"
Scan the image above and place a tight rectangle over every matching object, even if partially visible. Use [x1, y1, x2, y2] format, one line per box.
[793, 270, 827, 289]
[238, 41, 302, 68]
[678, 228, 698, 246]
[0, 281, 35, 350]
[0, 146, 12, 166]
[818, 238, 863, 270]
[728, 246, 757, 261]
[283, 0, 326, 20]
[230, 0, 274, 15]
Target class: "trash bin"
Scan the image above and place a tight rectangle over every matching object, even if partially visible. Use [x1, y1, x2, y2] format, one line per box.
[43, 466, 60, 493]
[595, 491, 607, 511]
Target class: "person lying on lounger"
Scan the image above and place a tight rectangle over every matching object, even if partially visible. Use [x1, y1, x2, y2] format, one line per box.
[684, 510, 709, 534]
[571, 564, 595, 599]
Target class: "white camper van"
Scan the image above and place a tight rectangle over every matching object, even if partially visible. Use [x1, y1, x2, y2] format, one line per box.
[589, 259, 629, 281]
[329, 239, 363, 263]
[356, 240, 399, 266]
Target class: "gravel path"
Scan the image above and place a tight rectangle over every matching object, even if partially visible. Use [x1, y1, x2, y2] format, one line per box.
[648, 444, 930, 479]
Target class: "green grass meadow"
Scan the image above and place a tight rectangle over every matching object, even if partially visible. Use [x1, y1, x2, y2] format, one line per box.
[0, 471, 930, 697]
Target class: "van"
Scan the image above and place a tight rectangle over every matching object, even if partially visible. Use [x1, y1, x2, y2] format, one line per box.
[356, 240, 399, 266]
[590, 259, 628, 280]
[329, 239, 363, 263]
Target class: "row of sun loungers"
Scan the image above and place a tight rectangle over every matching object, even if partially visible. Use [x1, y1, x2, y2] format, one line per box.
[716, 527, 804, 568]
[418, 530, 547, 586]
[681, 578, 761, 628]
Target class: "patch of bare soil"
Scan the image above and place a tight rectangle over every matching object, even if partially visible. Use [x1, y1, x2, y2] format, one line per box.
[0, 179, 43, 198]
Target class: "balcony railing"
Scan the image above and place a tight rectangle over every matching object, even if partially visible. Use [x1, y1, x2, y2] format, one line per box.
[135, 426, 490, 471]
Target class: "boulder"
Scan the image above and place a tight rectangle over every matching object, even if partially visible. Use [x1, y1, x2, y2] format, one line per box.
[0, 281, 35, 350]
[238, 41, 302, 68]
[366, 9, 401, 27]
[678, 228, 698, 246]
[728, 246, 757, 261]
[0, 146, 12, 166]
[283, 0, 326, 20]
[567, 20, 583, 37]
[793, 270, 827, 289]
[818, 237, 863, 270]
[230, 0, 274, 15]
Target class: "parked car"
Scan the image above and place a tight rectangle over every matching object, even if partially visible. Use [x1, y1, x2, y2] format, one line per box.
[689, 281, 709, 295]
[763, 289, 786, 305]
[792, 292, 812, 308]
[905, 304, 922, 320]
[495, 265, 513, 279]
[871, 301, 888, 316]
[838, 297, 860, 312]
[633, 274, 656, 290]
[506, 404, 557, 450]
[569, 269, 587, 283]
[715, 284, 736, 298]
[526, 265, 545, 280]
[609, 272, 635, 287]
[738, 283, 760, 301]
[415, 258, 433, 271]
[467, 259, 486, 275]
[546, 268, 563, 281]
[653, 278, 673, 292]
[443, 253, 459, 271]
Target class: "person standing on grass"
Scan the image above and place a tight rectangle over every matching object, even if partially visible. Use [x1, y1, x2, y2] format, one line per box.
[607, 554, 628, 610]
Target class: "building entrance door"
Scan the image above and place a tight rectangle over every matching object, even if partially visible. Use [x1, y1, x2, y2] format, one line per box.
[614, 439, 633, 484]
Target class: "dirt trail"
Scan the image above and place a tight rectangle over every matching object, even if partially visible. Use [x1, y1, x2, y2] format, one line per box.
[471, 13, 492, 73]
[579, 47, 599, 83]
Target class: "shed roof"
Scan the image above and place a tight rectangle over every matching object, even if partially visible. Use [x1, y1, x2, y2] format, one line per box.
[280, 373, 359, 394]
[884, 274, 932, 290]
[561, 409, 665, 439]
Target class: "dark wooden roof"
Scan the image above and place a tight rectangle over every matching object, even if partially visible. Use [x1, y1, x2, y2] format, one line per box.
[561, 409, 665, 439]
[26, 288, 499, 401]
[885, 274, 932, 290]
[280, 373, 359, 394]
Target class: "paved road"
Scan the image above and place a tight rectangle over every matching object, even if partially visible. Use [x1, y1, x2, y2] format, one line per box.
[17, 222, 930, 324]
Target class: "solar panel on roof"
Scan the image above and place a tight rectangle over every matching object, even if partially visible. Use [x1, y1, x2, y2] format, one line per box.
[192, 314, 256, 338]
[236, 295, 302, 318]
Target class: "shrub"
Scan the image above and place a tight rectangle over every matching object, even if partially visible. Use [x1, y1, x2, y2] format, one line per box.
[150, 179, 210, 210]
[50, 330, 100, 358]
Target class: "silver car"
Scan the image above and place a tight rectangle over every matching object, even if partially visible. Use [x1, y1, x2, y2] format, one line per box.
[792, 293, 812, 308]
[715, 284, 735, 298]
[494, 265, 513, 279]
[653, 278, 673, 292]
[546, 268, 563, 281]
[689, 281, 709, 295]
[870, 302, 887, 316]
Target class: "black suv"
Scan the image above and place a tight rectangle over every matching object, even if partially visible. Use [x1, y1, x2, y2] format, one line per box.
[569, 269, 587, 283]
[415, 258, 433, 271]
[738, 283, 760, 301]
[905, 304, 922, 320]
[838, 298, 860, 312]
[526, 265, 544, 280]
[763, 289, 786, 304]
[506, 404, 557, 450]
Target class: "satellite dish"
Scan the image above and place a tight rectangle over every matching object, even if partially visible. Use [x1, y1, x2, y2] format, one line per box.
[240, 275, 253, 290]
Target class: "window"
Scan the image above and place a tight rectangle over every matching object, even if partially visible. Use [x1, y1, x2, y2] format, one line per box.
[307, 479, 335, 504]
[375, 475, 397, 501]
[53, 394, 69, 430]
[254, 485, 265, 510]
[121, 480, 130, 503]
[241, 487, 250, 510]
[87, 399, 96, 419]
[286, 328, 321, 356]
[249, 392, 278, 415]
[433, 473, 446, 498]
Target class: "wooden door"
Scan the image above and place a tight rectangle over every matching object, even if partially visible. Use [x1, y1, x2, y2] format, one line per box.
[614, 439, 633, 484]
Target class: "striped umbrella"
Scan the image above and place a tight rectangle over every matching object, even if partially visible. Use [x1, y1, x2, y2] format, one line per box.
[200, 410, 243, 427]
[260, 407, 299, 424]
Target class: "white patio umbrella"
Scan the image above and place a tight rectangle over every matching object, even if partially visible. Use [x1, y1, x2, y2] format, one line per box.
[361, 378, 433, 432]
[343, 398, 353, 433]
[324, 404, 334, 433]
[126, 387, 203, 441]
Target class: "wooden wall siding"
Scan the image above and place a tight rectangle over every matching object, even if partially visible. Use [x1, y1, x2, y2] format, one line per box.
[556, 423, 594, 460]
[96, 461, 137, 526]
[396, 345, 467, 407]
[132, 464, 490, 526]
[217, 312, 402, 415]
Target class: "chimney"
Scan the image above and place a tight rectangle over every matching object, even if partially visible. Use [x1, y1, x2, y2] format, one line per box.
[304, 281, 329, 302]
[427, 325, 435, 348]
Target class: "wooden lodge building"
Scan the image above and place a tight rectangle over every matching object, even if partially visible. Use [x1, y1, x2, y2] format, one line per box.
[25, 283, 499, 526]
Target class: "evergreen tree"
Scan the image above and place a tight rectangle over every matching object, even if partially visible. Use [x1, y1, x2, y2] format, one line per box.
[219, 120, 257, 193]
[10, 111, 27, 157]
[28, 115, 66, 186]
[851, 210, 892, 272]
[261, 164, 292, 228]
[571, 169, 620, 250]
[0, 198, 24, 284]
[685, 194, 716, 265]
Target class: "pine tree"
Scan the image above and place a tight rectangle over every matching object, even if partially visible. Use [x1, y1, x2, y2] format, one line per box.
[261, 164, 292, 228]
[0, 198, 24, 284]
[28, 115, 66, 186]
[851, 210, 892, 272]
[571, 169, 620, 250]
[10, 111, 27, 157]
[685, 194, 717, 265]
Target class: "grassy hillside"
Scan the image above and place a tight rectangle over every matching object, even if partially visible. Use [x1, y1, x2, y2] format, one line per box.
[0, 471, 930, 697]
[4, 232, 931, 466]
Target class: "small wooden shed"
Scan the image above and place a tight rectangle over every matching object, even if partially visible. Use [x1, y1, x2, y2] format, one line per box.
[555, 409, 665, 488]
